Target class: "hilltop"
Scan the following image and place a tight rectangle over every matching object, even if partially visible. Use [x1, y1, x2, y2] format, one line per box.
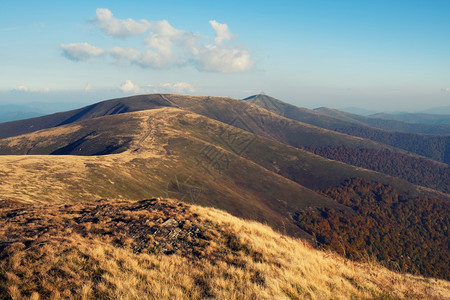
[1, 197, 448, 299]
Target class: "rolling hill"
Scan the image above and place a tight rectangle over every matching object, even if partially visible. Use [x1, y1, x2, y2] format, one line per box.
[370, 112, 450, 125]
[315, 107, 450, 134]
[244, 94, 450, 163]
[2, 94, 448, 193]
[0, 108, 348, 239]
[2, 107, 440, 228]
[0, 94, 448, 282]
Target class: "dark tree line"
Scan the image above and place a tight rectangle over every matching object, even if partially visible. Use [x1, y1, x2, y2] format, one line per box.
[306, 146, 449, 193]
[332, 126, 449, 163]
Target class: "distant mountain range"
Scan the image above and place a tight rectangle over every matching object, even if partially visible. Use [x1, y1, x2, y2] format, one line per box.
[0, 93, 448, 281]
[340, 105, 450, 116]
[370, 112, 450, 125]
[0, 102, 94, 123]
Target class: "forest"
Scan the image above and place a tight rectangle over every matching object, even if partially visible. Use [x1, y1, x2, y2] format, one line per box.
[306, 146, 449, 193]
[331, 126, 449, 163]
[294, 178, 449, 280]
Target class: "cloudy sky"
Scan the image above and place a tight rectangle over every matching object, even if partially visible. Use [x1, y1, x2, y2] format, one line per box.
[0, 0, 449, 111]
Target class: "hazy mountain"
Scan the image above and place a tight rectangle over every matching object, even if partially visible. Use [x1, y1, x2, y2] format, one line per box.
[371, 112, 450, 125]
[245, 94, 450, 163]
[0, 111, 44, 123]
[0, 102, 97, 123]
[339, 106, 378, 115]
[419, 106, 450, 115]
[316, 107, 450, 134]
[0, 104, 44, 122]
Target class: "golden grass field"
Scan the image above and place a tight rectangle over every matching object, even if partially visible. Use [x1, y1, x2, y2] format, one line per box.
[0, 197, 448, 299]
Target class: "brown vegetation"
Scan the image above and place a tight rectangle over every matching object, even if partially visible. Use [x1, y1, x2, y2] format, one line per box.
[294, 178, 450, 280]
[306, 146, 450, 193]
[0, 197, 449, 299]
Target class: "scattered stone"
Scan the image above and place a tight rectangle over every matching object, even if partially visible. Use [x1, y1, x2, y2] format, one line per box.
[162, 218, 178, 227]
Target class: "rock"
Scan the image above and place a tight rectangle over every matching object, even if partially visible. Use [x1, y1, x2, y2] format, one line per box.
[161, 218, 178, 227]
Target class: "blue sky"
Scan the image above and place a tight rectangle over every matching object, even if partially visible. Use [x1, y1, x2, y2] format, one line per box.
[0, 0, 449, 111]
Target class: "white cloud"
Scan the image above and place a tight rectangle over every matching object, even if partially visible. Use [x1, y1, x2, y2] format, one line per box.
[15, 85, 30, 92]
[63, 9, 254, 73]
[108, 47, 141, 65]
[94, 8, 151, 38]
[209, 20, 234, 45]
[118, 80, 195, 94]
[160, 82, 195, 93]
[84, 83, 92, 91]
[119, 80, 142, 93]
[61, 42, 104, 61]
[12, 86, 50, 93]
[196, 45, 253, 73]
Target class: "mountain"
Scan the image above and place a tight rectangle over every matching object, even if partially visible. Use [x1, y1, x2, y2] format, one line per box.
[244, 94, 450, 163]
[1, 94, 448, 193]
[420, 106, 450, 115]
[339, 106, 378, 115]
[371, 112, 450, 125]
[2, 107, 440, 234]
[2, 198, 448, 299]
[0, 111, 44, 123]
[0, 95, 173, 139]
[0, 108, 348, 239]
[315, 107, 450, 134]
[0, 94, 448, 282]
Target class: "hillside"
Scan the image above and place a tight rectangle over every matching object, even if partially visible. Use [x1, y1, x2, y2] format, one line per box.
[0, 95, 173, 139]
[1, 197, 448, 299]
[370, 112, 450, 125]
[0, 106, 448, 280]
[295, 178, 449, 279]
[315, 107, 450, 134]
[0, 107, 438, 197]
[0, 108, 351, 239]
[2, 94, 448, 194]
[244, 94, 450, 163]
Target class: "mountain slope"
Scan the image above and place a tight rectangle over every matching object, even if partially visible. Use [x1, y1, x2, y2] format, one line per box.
[316, 107, 450, 134]
[370, 112, 450, 125]
[245, 94, 450, 163]
[3, 94, 448, 193]
[1, 197, 448, 300]
[0, 107, 441, 200]
[0, 108, 350, 239]
[0, 95, 173, 139]
[0, 104, 448, 281]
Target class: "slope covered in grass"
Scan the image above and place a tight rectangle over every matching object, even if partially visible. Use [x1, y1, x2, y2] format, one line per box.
[2, 94, 447, 193]
[1, 197, 448, 300]
[245, 94, 450, 163]
[0, 107, 447, 279]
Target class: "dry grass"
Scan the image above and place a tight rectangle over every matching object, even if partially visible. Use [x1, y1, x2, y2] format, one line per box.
[0, 197, 448, 299]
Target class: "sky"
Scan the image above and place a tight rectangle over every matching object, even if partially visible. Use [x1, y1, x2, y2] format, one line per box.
[0, 0, 449, 112]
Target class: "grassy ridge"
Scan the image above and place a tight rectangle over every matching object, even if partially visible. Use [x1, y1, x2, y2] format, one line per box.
[245, 94, 450, 163]
[1, 197, 448, 299]
[0, 107, 447, 280]
[0, 108, 345, 239]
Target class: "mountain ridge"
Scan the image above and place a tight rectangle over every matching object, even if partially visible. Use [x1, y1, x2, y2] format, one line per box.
[0, 94, 448, 282]
[244, 94, 450, 163]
